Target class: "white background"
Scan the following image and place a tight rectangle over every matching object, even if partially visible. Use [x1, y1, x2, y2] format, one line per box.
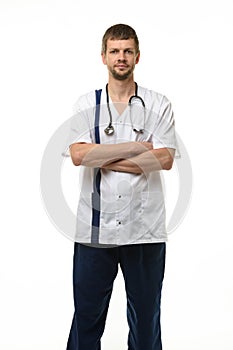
[1, 0, 233, 349]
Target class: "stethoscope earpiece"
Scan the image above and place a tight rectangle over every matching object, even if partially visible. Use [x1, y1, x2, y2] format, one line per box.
[133, 128, 144, 134]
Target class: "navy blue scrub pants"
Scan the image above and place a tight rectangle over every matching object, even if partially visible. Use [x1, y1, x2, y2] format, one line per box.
[66, 242, 166, 350]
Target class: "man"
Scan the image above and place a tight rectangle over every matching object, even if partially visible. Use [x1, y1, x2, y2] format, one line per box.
[66, 24, 177, 350]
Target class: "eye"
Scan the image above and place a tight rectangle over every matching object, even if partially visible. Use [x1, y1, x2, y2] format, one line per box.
[109, 49, 118, 54]
[125, 49, 134, 54]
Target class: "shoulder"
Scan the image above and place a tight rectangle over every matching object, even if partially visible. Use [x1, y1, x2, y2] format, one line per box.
[72, 90, 99, 113]
[138, 86, 172, 111]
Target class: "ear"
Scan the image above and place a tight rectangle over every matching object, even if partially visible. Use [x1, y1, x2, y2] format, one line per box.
[101, 53, 107, 65]
[135, 51, 140, 64]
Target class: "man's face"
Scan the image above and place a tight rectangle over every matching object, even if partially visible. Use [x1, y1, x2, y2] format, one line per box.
[102, 38, 140, 81]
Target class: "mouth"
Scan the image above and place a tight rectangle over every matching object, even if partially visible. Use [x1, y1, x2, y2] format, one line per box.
[115, 64, 128, 70]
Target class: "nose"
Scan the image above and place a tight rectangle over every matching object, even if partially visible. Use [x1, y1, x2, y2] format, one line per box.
[117, 50, 126, 61]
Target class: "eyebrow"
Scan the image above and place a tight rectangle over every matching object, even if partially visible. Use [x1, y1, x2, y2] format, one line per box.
[108, 47, 135, 51]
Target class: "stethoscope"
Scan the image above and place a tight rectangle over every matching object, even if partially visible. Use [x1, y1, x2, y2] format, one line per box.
[105, 82, 146, 136]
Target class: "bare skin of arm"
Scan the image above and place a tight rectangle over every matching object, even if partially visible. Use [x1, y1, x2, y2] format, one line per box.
[101, 148, 175, 174]
[69, 141, 153, 168]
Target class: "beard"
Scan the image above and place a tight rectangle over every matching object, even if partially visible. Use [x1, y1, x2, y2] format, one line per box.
[109, 65, 135, 81]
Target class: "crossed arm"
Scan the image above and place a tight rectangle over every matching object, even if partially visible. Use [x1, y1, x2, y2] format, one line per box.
[70, 141, 175, 174]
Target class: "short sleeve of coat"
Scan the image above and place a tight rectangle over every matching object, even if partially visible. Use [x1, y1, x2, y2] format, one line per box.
[152, 95, 178, 151]
[68, 94, 95, 147]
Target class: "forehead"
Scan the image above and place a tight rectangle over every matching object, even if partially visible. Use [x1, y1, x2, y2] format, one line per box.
[106, 38, 136, 50]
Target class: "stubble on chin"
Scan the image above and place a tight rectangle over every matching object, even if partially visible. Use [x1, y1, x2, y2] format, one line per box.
[110, 66, 134, 81]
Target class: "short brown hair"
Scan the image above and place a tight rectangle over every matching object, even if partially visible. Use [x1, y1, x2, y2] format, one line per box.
[101, 24, 140, 54]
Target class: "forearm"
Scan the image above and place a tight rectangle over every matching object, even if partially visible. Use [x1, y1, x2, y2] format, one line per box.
[70, 141, 152, 167]
[102, 148, 175, 174]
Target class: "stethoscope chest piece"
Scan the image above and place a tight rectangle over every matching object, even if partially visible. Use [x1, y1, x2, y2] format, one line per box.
[104, 125, 114, 135]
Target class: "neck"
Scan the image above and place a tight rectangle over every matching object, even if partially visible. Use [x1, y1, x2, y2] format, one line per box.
[107, 77, 136, 102]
